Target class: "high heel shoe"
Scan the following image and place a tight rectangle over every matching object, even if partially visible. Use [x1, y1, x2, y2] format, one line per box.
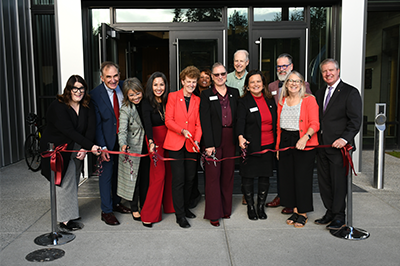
[142, 222, 152, 228]
[210, 220, 220, 227]
[132, 212, 141, 222]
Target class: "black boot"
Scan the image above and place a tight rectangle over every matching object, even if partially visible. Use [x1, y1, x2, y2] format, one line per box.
[242, 178, 258, 220]
[257, 177, 270, 220]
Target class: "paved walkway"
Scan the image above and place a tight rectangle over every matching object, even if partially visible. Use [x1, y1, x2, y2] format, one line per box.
[1, 151, 400, 265]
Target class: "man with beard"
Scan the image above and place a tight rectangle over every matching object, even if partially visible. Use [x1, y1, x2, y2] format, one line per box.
[266, 53, 312, 215]
[226, 50, 249, 96]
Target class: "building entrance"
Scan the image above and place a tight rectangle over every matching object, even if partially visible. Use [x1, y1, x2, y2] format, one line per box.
[99, 24, 224, 90]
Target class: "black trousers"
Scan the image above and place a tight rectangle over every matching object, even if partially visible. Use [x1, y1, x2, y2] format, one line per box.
[317, 147, 347, 221]
[168, 147, 198, 218]
[279, 129, 316, 213]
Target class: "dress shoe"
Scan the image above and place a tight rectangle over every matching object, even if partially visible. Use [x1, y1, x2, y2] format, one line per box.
[132, 212, 141, 222]
[101, 212, 120, 225]
[185, 209, 196, 219]
[176, 217, 190, 228]
[59, 220, 84, 231]
[314, 215, 333, 225]
[210, 220, 220, 227]
[242, 195, 247, 205]
[281, 207, 293, 214]
[113, 203, 131, 214]
[266, 196, 281, 207]
[142, 222, 153, 228]
[326, 219, 345, 230]
[222, 215, 230, 219]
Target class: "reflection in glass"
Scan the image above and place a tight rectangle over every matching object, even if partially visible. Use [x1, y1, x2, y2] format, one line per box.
[92, 9, 110, 31]
[254, 8, 281, 21]
[289, 7, 305, 21]
[178, 39, 218, 89]
[227, 8, 248, 73]
[308, 7, 329, 94]
[116, 8, 222, 23]
[34, 14, 58, 119]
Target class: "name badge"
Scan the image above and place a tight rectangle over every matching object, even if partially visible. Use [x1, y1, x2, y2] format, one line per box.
[209, 95, 218, 101]
[271, 91, 277, 95]
[250, 107, 259, 113]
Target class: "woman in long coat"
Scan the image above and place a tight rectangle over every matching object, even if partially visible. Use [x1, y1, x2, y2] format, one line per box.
[117, 78, 145, 221]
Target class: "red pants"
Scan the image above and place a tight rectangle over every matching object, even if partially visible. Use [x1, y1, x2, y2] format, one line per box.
[141, 125, 174, 223]
[204, 127, 235, 220]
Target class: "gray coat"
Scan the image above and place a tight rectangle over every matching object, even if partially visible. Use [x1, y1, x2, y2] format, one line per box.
[117, 103, 145, 201]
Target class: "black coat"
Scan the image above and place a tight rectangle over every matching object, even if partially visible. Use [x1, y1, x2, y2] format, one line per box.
[236, 92, 277, 155]
[316, 80, 362, 152]
[200, 86, 240, 149]
[40, 100, 96, 184]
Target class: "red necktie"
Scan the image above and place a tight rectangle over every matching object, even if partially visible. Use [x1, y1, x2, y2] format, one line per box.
[113, 90, 120, 133]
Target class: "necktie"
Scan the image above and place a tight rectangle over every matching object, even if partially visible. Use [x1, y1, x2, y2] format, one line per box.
[323, 86, 333, 112]
[113, 90, 120, 133]
[278, 81, 283, 88]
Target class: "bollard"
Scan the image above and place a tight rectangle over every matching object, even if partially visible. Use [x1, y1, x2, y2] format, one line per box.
[373, 103, 386, 189]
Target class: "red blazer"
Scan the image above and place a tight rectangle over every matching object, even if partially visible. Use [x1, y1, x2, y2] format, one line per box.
[164, 89, 202, 152]
[276, 94, 320, 150]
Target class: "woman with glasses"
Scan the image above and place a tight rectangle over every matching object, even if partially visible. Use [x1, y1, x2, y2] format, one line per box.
[200, 62, 239, 227]
[276, 70, 319, 228]
[237, 70, 277, 221]
[164, 66, 202, 228]
[40, 75, 101, 231]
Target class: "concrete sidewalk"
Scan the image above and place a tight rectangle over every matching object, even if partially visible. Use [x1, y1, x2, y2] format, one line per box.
[1, 151, 400, 266]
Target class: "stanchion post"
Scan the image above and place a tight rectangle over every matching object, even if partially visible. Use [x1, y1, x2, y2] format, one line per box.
[33, 142, 75, 246]
[330, 148, 370, 240]
[373, 103, 386, 189]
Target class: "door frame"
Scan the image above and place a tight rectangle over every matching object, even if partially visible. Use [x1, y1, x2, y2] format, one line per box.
[169, 30, 225, 91]
[250, 29, 307, 81]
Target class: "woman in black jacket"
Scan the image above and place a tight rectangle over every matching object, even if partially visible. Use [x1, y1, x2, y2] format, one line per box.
[40, 75, 100, 230]
[236, 70, 277, 220]
[200, 62, 239, 227]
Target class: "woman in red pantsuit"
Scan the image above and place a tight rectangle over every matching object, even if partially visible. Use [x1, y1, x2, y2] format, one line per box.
[140, 72, 174, 228]
[200, 62, 239, 227]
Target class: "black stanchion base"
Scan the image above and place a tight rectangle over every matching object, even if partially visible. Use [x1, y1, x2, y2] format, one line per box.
[330, 226, 370, 240]
[34, 231, 75, 246]
[25, 248, 65, 262]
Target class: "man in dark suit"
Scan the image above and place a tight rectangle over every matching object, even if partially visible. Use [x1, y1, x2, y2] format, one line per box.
[90, 61, 131, 225]
[314, 58, 362, 230]
[266, 53, 312, 214]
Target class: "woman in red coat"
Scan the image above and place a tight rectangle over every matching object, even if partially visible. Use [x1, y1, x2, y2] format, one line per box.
[276, 70, 319, 228]
[164, 66, 202, 228]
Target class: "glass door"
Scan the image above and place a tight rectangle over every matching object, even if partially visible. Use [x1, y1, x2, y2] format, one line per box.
[169, 31, 224, 91]
[100, 23, 120, 64]
[251, 30, 306, 85]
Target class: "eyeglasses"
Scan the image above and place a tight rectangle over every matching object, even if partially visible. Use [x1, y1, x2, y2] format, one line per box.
[276, 64, 291, 70]
[212, 72, 227, 77]
[287, 79, 302, 84]
[72, 87, 85, 93]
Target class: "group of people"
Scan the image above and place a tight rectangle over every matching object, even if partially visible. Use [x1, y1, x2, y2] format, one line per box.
[40, 49, 362, 232]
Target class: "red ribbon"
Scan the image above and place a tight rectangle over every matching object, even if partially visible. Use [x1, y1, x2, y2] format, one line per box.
[41, 143, 68, 185]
